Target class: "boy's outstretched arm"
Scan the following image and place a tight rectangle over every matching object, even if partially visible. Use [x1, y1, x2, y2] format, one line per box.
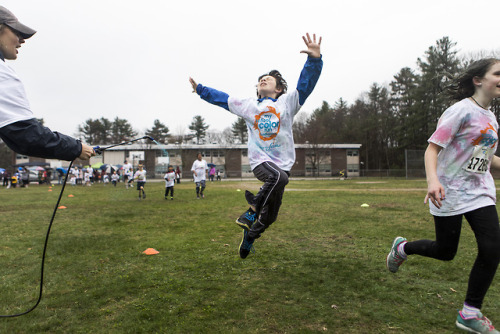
[189, 77, 230, 111]
[296, 33, 323, 106]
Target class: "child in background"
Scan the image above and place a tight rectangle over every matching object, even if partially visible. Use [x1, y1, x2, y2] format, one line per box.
[111, 171, 119, 187]
[102, 172, 109, 185]
[164, 165, 176, 200]
[126, 168, 134, 189]
[191, 153, 208, 199]
[134, 164, 147, 200]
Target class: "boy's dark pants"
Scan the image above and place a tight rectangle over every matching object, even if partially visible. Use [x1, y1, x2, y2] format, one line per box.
[248, 161, 289, 241]
[165, 186, 174, 197]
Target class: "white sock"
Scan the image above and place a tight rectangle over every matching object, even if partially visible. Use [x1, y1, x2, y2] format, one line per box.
[461, 303, 480, 319]
[397, 241, 407, 259]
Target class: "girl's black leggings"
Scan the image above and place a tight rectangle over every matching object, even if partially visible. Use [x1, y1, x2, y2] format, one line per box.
[404, 205, 500, 309]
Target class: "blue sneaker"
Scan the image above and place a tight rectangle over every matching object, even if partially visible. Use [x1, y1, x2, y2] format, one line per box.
[239, 230, 255, 259]
[386, 236, 407, 273]
[236, 208, 257, 231]
[456, 311, 499, 333]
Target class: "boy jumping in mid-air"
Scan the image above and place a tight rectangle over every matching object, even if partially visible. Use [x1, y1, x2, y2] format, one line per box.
[189, 33, 323, 259]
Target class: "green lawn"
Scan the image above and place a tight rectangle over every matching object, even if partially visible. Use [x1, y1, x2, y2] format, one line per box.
[0, 178, 498, 333]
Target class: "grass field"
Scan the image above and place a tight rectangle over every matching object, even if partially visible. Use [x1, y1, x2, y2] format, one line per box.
[0, 178, 499, 333]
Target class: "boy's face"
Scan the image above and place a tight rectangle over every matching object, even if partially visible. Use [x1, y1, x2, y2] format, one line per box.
[257, 76, 282, 98]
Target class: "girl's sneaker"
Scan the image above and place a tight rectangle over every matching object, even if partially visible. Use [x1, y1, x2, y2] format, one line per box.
[456, 311, 499, 333]
[386, 236, 407, 273]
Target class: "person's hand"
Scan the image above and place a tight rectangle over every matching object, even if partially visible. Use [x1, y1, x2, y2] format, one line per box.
[300, 33, 322, 58]
[79, 143, 95, 160]
[189, 77, 198, 93]
[424, 179, 445, 209]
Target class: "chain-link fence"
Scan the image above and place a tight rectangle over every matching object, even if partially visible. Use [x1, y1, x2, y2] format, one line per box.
[405, 149, 426, 179]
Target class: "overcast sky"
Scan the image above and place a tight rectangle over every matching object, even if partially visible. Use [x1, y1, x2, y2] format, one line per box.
[2, 0, 499, 142]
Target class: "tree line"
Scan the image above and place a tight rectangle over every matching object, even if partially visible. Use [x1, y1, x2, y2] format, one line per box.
[293, 36, 500, 169]
[76, 113, 247, 146]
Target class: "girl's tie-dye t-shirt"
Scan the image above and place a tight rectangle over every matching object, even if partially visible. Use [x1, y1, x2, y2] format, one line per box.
[428, 98, 499, 216]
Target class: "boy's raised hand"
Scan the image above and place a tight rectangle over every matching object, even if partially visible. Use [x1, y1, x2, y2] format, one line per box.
[189, 77, 198, 93]
[300, 33, 322, 58]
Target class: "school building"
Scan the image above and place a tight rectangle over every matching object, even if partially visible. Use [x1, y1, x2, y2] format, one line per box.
[14, 143, 362, 179]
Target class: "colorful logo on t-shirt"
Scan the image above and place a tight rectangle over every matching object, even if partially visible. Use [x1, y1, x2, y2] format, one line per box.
[253, 107, 281, 141]
[472, 123, 498, 147]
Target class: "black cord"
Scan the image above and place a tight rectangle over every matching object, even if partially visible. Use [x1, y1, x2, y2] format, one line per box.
[0, 160, 74, 318]
[0, 136, 155, 318]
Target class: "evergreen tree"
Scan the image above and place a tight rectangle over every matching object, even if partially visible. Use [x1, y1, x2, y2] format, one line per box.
[111, 117, 137, 143]
[414, 36, 460, 145]
[145, 119, 169, 144]
[231, 117, 248, 143]
[188, 115, 209, 144]
[390, 67, 419, 150]
[78, 118, 110, 144]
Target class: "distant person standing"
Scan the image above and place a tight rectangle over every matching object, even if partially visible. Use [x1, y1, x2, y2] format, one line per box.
[134, 164, 147, 200]
[164, 165, 176, 200]
[191, 153, 208, 199]
[122, 160, 132, 187]
[386, 58, 500, 333]
[0, 6, 94, 163]
[2, 169, 10, 187]
[175, 166, 181, 184]
[57, 168, 64, 184]
[111, 171, 119, 187]
[209, 166, 216, 182]
[20, 167, 29, 187]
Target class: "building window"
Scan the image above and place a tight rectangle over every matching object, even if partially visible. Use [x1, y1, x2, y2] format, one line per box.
[155, 150, 169, 157]
[16, 154, 28, 159]
[347, 150, 359, 157]
[347, 164, 359, 173]
[241, 165, 252, 173]
[242, 149, 248, 157]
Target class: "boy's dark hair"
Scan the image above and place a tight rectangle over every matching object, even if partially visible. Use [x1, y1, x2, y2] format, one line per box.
[257, 70, 287, 99]
[446, 58, 500, 101]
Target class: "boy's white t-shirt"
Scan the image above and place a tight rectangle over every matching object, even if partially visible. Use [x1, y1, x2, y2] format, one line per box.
[111, 174, 119, 181]
[228, 89, 301, 171]
[164, 171, 176, 187]
[134, 170, 147, 182]
[191, 159, 208, 182]
[0, 60, 34, 128]
[428, 98, 498, 216]
[125, 169, 134, 178]
[123, 163, 133, 172]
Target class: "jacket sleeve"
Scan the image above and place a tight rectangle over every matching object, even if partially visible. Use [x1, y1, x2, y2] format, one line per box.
[196, 84, 230, 111]
[296, 55, 323, 106]
[0, 118, 82, 161]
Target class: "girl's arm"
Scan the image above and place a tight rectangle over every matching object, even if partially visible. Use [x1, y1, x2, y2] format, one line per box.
[490, 155, 500, 171]
[189, 77, 229, 111]
[424, 142, 445, 208]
